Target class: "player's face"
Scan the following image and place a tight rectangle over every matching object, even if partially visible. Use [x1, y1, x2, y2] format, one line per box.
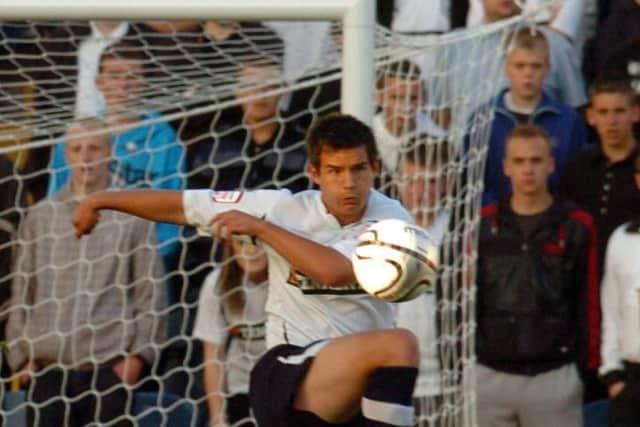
[65, 127, 112, 192]
[232, 239, 268, 276]
[587, 93, 639, 149]
[378, 76, 423, 135]
[503, 136, 554, 197]
[96, 58, 145, 113]
[309, 146, 379, 225]
[235, 64, 283, 125]
[505, 48, 548, 100]
[483, 0, 519, 22]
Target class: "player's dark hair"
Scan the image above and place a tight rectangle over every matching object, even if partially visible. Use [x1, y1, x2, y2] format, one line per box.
[306, 113, 378, 167]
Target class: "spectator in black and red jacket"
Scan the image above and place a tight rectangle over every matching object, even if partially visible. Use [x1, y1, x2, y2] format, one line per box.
[475, 124, 600, 427]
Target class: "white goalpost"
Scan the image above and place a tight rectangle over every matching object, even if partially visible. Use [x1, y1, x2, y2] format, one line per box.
[0, 2, 533, 427]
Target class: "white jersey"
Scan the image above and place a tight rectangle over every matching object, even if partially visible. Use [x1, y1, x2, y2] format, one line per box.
[183, 188, 413, 348]
[193, 269, 268, 395]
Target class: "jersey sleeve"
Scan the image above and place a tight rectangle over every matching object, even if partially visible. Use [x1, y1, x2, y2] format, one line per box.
[183, 189, 292, 235]
[193, 269, 227, 345]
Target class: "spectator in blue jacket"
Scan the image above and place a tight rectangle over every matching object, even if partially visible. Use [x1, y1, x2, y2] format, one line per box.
[48, 40, 184, 263]
[475, 27, 588, 205]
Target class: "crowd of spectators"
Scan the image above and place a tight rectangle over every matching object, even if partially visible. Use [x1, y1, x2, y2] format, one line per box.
[0, 0, 639, 426]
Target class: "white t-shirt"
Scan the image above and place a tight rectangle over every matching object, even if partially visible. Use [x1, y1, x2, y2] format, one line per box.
[193, 269, 268, 395]
[183, 188, 413, 348]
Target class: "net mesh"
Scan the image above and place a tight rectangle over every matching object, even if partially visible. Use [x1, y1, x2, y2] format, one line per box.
[0, 16, 526, 427]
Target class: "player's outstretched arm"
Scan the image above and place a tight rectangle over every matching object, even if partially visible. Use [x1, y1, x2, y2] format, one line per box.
[73, 190, 187, 238]
[212, 210, 355, 287]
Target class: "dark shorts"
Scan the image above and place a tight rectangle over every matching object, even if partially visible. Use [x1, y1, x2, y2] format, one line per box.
[249, 340, 328, 427]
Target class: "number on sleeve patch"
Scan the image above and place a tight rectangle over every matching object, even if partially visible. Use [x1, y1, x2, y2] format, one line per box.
[211, 191, 244, 204]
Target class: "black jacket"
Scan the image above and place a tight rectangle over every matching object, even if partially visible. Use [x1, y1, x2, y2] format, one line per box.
[476, 199, 601, 375]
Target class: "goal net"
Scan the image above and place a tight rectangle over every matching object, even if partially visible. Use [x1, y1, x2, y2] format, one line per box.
[0, 15, 527, 427]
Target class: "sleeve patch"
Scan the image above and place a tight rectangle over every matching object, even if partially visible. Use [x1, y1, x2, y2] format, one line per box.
[211, 191, 244, 204]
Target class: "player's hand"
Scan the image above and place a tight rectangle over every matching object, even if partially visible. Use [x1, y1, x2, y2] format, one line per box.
[72, 198, 101, 238]
[207, 210, 264, 240]
[609, 381, 625, 398]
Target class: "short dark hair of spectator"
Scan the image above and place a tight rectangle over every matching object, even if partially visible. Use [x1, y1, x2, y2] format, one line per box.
[505, 27, 549, 58]
[402, 134, 450, 170]
[376, 59, 422, 90]
[588, 78, 637, 106]
[505, 123, 553, 155]
[306, 113, 378, 168]
[98, 39, 151, 75]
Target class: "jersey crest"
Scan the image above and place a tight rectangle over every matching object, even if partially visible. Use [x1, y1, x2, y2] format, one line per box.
[211, 191, 244, 204]
[287, 270, 365, 295]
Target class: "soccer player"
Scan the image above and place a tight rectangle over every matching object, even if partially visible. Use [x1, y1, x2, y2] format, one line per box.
[73, 113, 420, 427]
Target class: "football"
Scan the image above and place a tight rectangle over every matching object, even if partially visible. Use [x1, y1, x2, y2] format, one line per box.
[352, 219, 440, 302]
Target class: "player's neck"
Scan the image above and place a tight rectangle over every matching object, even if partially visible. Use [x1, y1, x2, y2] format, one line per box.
[601, 136, 637, 163]
[506, 90, 541, 113]
[510, 191, 553, 216]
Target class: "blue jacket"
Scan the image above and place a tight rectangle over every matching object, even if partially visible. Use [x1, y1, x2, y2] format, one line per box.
[481, 89, 588, 206]
[48, 111, 184, 259]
